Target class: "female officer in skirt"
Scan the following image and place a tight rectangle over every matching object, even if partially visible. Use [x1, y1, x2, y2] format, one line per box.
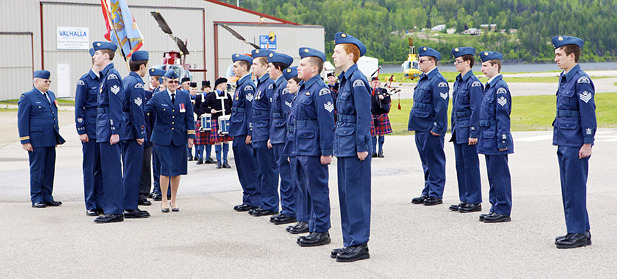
[144, 70, 196, 212]
[204, 77, 233, 168]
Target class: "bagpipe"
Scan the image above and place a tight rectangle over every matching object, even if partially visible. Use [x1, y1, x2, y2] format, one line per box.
[370, 67, 402, 110]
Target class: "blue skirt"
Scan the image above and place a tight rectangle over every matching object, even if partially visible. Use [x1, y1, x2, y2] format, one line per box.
[155, 144, 188, 176]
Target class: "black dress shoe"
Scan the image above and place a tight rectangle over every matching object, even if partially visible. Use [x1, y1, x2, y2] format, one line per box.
[556, 233, 591, 249]
[372, 153, 377, 158]
[377, 152, 384, 158]
[32, 202, 47, 208]
[270, 213, 284, 222]
[234, 203, 256, 212]
[289, 222, 309, 234]
[196, 158, 204, 165]
[216, 163, 222, 169]
[251, 208, 278, 217]
[555, 231, 591, 245]
[483, 213, 511, 223]
[222, 162, 231, 168]
[331, 247, 346, 258]
[273, 215, 297, 225]
[138, 199, 152, 206]
[479, 212, 494, 221]
[297, 232, 312, 243]
[161, 206, 170, 213]
[423, 197, 443, 206]
[205, 158, 215, 164]
[336, 243, 370, 262]
[449, 202, 466, 211]
[152, 193, 162, 201]
[124, 209, 150, 218]
[459, 203, 482, 213]
[298, 232, 331, 247]
[86, 209, 100, 216]
[148, 193, 153, 199]
[188, 155, 194, 161]
[94, 214, 124, 223]
[411, 195, 427, 204]
[172, 207, 179, 212]
[46, 200, 62, 206]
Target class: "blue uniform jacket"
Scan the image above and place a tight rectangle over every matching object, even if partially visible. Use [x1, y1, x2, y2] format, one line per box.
[230, 74, 256, 137]
[451, 71, 483, 144]
[75, 69, 101, 138]
[143, 89, 156, 147]
[252, 74, 275, 142]
[408, 69, 449, 135]
[96, 63, 124, 143]
[334, 64, 372, 157]
[292, 75, 335, 157]
[477, 75, 514, 155]
[552, 64, 596, 147]
[269, 76, 291, 144]
[283, 89, 300, 157]
[121, 72, 146, 141]
[144, 89, 196, 146]
[18, 88, 65, 146]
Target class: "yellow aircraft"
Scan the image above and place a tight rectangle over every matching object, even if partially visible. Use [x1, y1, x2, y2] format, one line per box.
[401, 38, 421, 80]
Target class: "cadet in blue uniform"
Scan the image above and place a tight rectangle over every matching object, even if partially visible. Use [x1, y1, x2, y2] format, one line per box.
[120, 51, 150, 218]
[282, 67, 310, 234]
[230, 54, 261, 212]
[92, 41, 125, 223]
[137, 69, 159, 206]
[146, 68, 166, 202]
[144, 70, 196, 212]
[449, 47, 484, 213]
[331, 32, 372, 262]
[75, 48, 104, 215]
[266, 52, 296, 225]
[408, 47, 449, 206]
[551, 36, 595, 249]
[477, 51, 514, 223]
[294, 47, 335, 247]
[18, 70, 65, 208]
[247, 49, 280, 217]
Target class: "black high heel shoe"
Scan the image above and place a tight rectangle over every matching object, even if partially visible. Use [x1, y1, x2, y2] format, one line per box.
[161, 202, 170, 213]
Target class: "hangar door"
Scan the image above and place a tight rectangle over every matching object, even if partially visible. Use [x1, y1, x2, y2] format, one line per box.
[0, 33, 33, 101]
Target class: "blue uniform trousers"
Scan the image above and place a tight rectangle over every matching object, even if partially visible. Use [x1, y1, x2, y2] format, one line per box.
[297, 155, 330, 233]
[81, 140, 103, 210]
[414, 132, 446, 198]
[139, 146, 152, 198]
[557, 146, 590, 233]
[273, 143, 294, 216]
[151, 146, 169, 196]
[99, 142, 123, 215]
[232, 136, 260, 207]
[253, 141, 280, 212]
[28, 146, 56, 204]
[453, 143, 482, 204]
[290, 156, 309, 222]
[337, 156, 371, 247]
[485, 155, 511, 215]
[121, 140, 143, 210]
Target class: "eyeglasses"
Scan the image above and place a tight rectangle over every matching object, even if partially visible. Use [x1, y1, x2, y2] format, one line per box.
[43, 80, 52, 84]
[167, 80, 179, 84]
[418, 59, 430, 64]
[453, 60, 465, 65]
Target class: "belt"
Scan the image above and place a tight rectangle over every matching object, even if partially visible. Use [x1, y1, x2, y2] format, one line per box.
[253, 110, 268, 116]
[557, 109, 580, 118]
[272, 113, 282, 119]
[454, 111, 471, 117]
[337, 114, 356, 123]
[412, 103, 432, 109]
[234, 107, 245, 113]
[296, 119, 318, 127]
[479, 120, 496, 127]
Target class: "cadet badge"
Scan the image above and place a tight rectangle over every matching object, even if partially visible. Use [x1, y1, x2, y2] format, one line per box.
[440, 92, 448, 99]
[353, 80, 365, 87]
[180, 103, 186, 113]
[497, 96, 507, 106]
[319, 88, 330, 96]
[324, 101, 334, 113]
[580, 91, 592, 103]
[134, 97, 142, 106]
[586, 128, 592, 135]
[111, 85, 120, 94]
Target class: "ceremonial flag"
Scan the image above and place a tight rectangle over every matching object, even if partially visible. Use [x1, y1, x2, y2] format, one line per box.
[100, 0, 144, 58]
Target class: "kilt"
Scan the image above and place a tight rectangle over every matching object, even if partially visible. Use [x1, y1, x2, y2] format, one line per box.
[154, 144, 188, 176]
[208, 119, 233, 143]
[370, 113, 392, 137]
[195, 120, 212, 145]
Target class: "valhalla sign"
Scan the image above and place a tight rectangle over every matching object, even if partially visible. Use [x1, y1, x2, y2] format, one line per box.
[57, 27, 90, 50]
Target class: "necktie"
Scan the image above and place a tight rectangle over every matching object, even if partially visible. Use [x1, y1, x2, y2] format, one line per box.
[171, 93, 175, 104]
[43, 92, 50, 103]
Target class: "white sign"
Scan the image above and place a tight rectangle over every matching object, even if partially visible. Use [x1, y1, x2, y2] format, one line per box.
[57, 27, 89, 50]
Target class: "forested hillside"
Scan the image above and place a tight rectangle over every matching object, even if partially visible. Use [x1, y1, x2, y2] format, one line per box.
[226, 0, 617, 63]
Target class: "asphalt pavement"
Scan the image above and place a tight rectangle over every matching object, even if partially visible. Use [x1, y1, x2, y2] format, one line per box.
[2, 118, 617, 277]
